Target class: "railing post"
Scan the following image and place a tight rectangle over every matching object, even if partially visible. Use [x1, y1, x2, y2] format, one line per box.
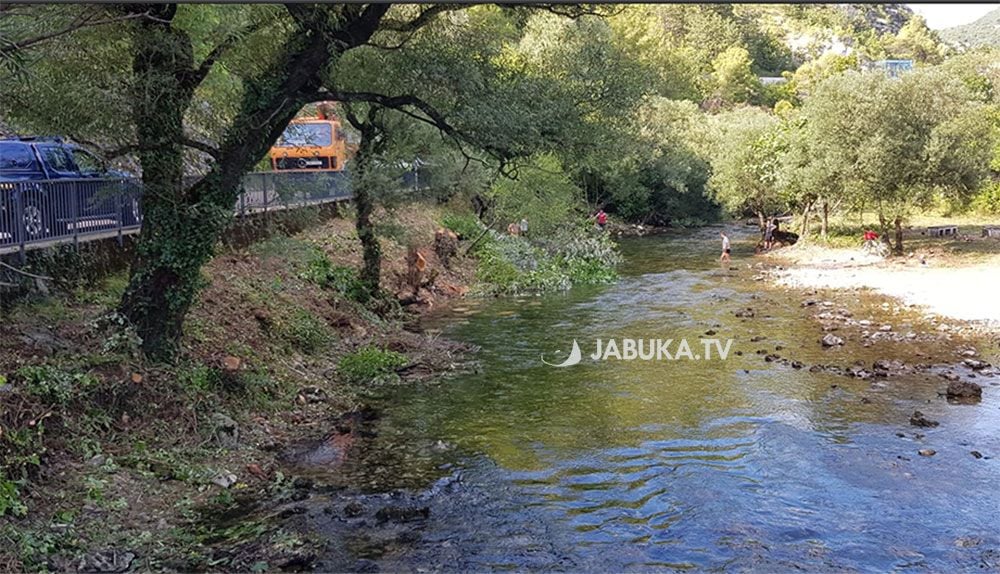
[117, 187, 124, 247]
[71, 181, 80, 250]
[14, 185, 26, 264]
[239, 181, 246, 218]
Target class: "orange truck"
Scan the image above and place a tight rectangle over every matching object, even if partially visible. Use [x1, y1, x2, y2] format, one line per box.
[269, 103, 353, 172]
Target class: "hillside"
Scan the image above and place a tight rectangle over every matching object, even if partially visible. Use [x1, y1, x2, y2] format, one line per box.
[941, 7, 1000, 48]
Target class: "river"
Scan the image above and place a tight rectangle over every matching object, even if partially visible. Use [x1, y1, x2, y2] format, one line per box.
[305, 228, 1000, 572]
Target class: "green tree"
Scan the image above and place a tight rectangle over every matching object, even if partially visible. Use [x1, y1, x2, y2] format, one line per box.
[692, 106, 787, 231]
[801, 69, 993, 252]
[709, 46, 761, 108]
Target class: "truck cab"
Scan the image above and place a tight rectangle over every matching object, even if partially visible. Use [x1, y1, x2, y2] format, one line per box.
[268, 104, 353, 172]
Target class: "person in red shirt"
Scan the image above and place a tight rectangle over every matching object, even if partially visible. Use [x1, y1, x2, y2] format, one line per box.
[594, 209, 608, 230]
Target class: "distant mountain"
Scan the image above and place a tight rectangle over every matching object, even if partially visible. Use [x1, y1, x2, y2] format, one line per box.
[940, 7, 1000, 48]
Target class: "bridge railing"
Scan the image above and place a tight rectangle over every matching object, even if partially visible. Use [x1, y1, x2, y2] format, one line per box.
[0, 171, 354, 258]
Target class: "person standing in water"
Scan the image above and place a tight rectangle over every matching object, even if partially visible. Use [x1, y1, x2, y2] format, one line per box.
[764, 218, 777, 250]
[720, 231, 731, 263]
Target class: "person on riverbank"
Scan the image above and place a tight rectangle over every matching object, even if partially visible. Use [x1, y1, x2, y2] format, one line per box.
[594, 209, 608, 230]
[720, 231, 731, 263]
[764, 218, 777, 250]
[519, 218, 528, 238]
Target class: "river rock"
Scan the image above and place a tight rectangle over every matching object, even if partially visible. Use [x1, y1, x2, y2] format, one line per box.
[375, 505, 430, 523]
[963, 359, 990, 370]
[946, 381, 983, 399]
[354, 559, 380, 573]
[297, 386, 328, 404]
[821, 334, 844, 347]
[735, 308, 755, 318]
[940, 372, 961, 382]
[848, 366, 873, 380]
[873, 359, 905, 373]
[343, 501, 365, 517]
[801, 299, 818, 307]
[211, 413, 240, 448]
[971, 451, 984, 459]
[19, 327, 71, 357]
[909, 411, 939, 428]
[211, 472, 238, 489]
[918, 449, 937, 457]
[76, 550, 135, 573]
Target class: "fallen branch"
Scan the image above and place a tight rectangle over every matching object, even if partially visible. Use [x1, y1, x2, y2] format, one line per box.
[0, 261, 53, 281]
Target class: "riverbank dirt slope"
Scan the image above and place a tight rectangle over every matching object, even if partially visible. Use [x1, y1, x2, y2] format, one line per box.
[0, 203, 474, 571]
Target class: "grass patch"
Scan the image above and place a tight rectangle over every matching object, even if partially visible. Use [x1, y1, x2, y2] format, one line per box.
[275, 308, 334, 354]
[796, 211, 1000, 264]
[440, 212, 483, 240]
[338, 346, 408, 385]
[300, 248, 368, 303]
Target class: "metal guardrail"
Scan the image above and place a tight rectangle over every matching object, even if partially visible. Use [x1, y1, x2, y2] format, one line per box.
[0, 170, 353, 259]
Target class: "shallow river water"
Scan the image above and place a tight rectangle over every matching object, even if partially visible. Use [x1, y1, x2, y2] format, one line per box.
[309, 228, 1000, 572]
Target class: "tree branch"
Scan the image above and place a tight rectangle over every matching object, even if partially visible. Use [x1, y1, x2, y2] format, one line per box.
[3, 9, 151, 51]
[380, 4, 471, 33]
[183, 18, 271, 90]
[182, 137, 220, 159]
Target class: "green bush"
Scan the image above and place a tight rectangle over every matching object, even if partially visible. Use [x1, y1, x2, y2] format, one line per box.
[471, 224, 621, 296]
[0, 474, 27, 517]
[14, 365, 99, 406]
[277, 308, 333, 354]
[338, 346, 408, 385]
[441, 212, 483, 240]
[972, 181, 1000, 214]
[177, 364, 223, 394]
[301, 249, 369, 303]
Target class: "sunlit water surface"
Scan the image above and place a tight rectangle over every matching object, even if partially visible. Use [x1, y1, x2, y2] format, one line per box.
[310, 228, 1000, 572]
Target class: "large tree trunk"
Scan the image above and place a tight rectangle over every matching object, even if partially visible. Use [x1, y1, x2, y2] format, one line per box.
[118, 6, 201, 357]
[345, 110, 389, 300]
[820, 201, 829, 240]
[893, 216, 904, 255]
[117, 5, 388, 358]
[353, 162, 381, 296]
[800, 201, 813, 241]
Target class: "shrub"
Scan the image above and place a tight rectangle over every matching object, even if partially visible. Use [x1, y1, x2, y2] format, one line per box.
[13, 365, 99, 406]
[177, 364, 223, 394]
[0, 474, 26, 517]
[276, 309, 333, 354]
[441, 212, 483, 241]
[338, 346, 408, 385]
[301, 249, 369, 303]
[471, 224, 621, 296]
[972, 181, 1000, 214]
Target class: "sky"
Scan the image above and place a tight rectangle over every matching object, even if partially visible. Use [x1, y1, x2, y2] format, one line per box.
[906, 3, 998, 30]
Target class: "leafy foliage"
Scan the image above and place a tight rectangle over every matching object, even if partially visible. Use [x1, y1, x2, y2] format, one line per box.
[337, 346, 408, 385]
